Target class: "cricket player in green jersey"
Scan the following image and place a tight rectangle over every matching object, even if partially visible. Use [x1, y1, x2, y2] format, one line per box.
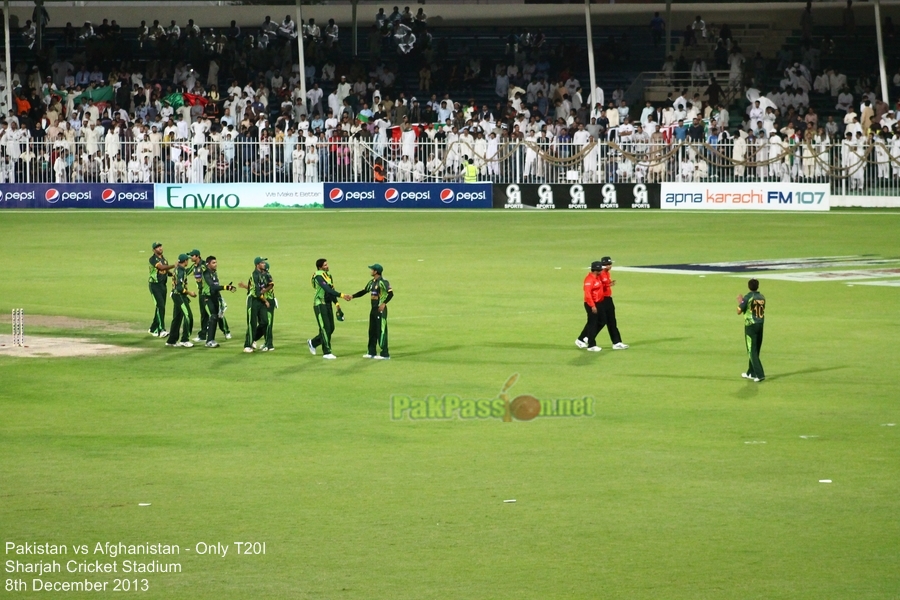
[307, 258, 352, 360]
[165, 254, 197, 347]
[352, 263, 393, 359]
[239, 257, 270, 353]
[737, 278, 766, 382]
[201, 256, 237, 348]
[262, 262, 276, 351]
[148, 242, 176, 337]
[189, 249, 232, 342]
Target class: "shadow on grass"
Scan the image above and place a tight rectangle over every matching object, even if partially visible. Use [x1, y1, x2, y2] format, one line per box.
[764, 366, 848, 381]
[485, 342, 579, 351]
[395, 344, 465, 358]
[630, 337, 691, 346]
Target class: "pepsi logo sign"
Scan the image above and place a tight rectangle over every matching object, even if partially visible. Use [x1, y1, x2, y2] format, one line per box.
[101, 189, 117, 203]
[384, 188, 399, 203]
[440, 189, 454, 203]
[329, 188, 344, 202]
[45, 188, 60, 203]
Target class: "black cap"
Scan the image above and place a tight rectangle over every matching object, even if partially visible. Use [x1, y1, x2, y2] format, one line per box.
[600, 256, 613, 266]
[590, 261, 603, 271]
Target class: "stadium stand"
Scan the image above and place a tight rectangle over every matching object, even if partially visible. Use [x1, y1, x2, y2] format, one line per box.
[0, 2, 897, 192]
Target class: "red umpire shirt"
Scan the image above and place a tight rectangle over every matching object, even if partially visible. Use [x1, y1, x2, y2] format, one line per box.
[583, 272, 604, 306]
[599, 270, 612, 298]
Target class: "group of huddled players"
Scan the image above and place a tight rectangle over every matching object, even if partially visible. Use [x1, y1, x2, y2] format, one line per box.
[147, 243, 393, 358]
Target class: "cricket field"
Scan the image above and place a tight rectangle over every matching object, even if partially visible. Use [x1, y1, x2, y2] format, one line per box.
[1, 209, 898, 599]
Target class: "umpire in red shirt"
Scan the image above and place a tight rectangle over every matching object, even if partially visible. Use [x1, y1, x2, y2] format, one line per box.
[598, 256, 629, 349]
[576, 261, 605, 352]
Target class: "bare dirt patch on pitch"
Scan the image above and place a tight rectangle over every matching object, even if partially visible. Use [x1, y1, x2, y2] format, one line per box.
[0, 335, 142, 358]
[0, 314, 139, 334]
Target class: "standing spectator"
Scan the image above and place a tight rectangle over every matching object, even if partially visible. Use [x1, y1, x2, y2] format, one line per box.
[691, 15, 707, 42]
[650, 12, 665, 47]
[843, 0, 856, 38]
[800, 1, 814, 43]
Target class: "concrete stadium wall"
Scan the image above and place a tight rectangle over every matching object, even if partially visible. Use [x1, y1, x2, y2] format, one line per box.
[6, 2, 899, 29]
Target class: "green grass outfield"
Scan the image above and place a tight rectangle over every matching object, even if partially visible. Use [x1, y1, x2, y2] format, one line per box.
[1, 210, 898, 599]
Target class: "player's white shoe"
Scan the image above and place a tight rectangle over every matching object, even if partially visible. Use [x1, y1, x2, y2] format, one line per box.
[243, 347, 254, 353]
[323, 354, 337, 360]
[225, 333, 232, 339]
[307, 339, 316, 355]
[586, 346, 602, 352]
[575, 339, 588, 349]
[363, 354, 374, 358]
[149, 329, 157, 336]
[262, 347, 273, 352]
[741, 373, 753, 379]
[193, 336, 203, 342]
[613, 343, 629, 350]
[181, 341, 194, 348]
[753, 377, 764, 382]
[158, 330, 169, 338]
[374, 356, 390, 360]
[205, 341, 219, 348]
[165, 342, 177, 347]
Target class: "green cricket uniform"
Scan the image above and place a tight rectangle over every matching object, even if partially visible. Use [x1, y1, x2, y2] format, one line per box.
[202, 267, 228, 342]
[739, 291, 766, 380]
[196, 261, 230, 340]
[353, 277, 393, 358]
[310, 270, 342, 355]
[166, 265, 194, 344]
[148, 254, 170, 334]
[244, 270, 268, 350]
[263, 268, 276, 350]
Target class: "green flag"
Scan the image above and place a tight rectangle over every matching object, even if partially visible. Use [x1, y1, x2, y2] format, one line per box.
[73, 85, 114, 105]
[162, 92, 185, 109]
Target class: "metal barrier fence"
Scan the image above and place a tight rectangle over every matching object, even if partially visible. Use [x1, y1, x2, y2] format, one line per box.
[3, 138, 899, 196]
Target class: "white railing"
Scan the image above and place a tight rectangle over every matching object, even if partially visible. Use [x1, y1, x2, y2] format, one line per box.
[3, 138, 899, 196]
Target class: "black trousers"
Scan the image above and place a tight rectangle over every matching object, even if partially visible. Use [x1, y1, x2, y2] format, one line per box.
[311, 303, 335, 354]
[265, 303, 276, 349]
[597, 297, 622, 345]
[368, 305, 389, 357]
[245, 297, 268, 348]
[205, 295, 223, 342]
[149, 282, 167, 333]
[166, 295, 193, 344]
[199, 294, 230, 339]
[578, 302, 604, 347]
